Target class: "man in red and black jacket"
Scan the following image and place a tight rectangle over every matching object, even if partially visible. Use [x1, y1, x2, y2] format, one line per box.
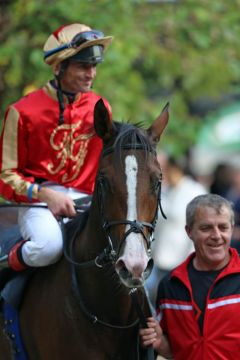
[140, 194, 239, 360]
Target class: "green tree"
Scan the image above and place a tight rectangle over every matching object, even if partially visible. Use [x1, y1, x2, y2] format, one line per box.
[0, 0, 240, 155]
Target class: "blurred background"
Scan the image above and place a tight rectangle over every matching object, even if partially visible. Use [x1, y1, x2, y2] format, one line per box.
[0, 0, 239, 172]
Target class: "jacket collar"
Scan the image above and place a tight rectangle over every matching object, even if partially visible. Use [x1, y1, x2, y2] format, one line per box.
[43, 81, 82, 104]
[171, 247, 240, 289]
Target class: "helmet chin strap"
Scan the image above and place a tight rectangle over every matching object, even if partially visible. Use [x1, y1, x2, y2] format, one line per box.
[55, 61, 72, 125]
[55, 73, 65, 125]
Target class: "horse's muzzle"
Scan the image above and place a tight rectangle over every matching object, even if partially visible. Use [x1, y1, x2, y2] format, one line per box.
[115, 256, 153, 288]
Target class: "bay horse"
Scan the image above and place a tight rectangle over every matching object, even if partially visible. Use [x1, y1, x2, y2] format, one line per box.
[0, 99, 169, 359]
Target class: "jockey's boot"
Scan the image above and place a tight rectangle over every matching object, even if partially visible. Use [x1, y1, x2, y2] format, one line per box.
[0, 240, 27, 271]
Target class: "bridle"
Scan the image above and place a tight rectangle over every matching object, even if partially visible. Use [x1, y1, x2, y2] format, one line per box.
[63, 142, 166, 269]
[96, 143, 166, 265]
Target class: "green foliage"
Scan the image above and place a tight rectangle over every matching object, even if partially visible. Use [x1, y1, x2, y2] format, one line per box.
[0, 0, 240, 155]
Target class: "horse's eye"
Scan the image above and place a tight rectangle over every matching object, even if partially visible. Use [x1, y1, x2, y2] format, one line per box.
[151, 178, 160, 194]
[98, 173, 112, 193]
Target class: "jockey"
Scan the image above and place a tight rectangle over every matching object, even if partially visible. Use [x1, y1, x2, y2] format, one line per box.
[0, 23, 113, 271]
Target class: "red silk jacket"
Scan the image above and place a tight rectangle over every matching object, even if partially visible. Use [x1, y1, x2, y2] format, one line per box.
[0, 82, 111, 203]
[157, 248, 240, 360]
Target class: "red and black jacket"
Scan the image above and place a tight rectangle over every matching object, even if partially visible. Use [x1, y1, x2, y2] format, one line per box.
[156, 248, 240, 360]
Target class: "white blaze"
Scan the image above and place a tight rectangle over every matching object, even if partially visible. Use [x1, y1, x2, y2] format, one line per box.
[118, 155, 149, 278]
[125, 155, 138, 222]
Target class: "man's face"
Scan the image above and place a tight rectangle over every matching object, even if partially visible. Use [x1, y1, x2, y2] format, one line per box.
[186, 206, 233, 271]
[59, 62, 97, 93]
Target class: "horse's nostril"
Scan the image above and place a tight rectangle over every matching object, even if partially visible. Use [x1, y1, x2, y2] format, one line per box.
[116, 258, 148, 288]
[119, 268, 130, 280]
[119, 267, 130, 280]
[144, 258, 154, 279]
[116, 259, 130, 279]
[115, 259, 124, 272]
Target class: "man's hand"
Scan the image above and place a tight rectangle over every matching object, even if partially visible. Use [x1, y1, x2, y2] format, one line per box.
[140, 317, 162, 349]
[139, 317, 172, 359]
[38, 187, 77, 219]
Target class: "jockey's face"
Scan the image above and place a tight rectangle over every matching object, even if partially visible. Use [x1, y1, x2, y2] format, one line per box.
[57, 61, 97, 93]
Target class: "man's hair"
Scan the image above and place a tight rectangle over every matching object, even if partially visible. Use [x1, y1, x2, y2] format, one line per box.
[186, 194, 235, 228]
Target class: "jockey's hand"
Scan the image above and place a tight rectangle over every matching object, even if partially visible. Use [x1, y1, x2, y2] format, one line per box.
[38, 187, 77, 219]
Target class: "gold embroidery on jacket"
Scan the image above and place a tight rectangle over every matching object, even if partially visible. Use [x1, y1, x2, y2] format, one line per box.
[48, 122, 94, 182]
[2, 107, 19, 170]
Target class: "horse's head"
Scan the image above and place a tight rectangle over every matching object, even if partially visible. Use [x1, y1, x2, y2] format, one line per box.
[93, 99, 169, 288]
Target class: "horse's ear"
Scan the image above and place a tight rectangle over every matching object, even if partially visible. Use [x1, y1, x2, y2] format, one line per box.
[147, 102, 169, 144]
[94, 98, 114, 142]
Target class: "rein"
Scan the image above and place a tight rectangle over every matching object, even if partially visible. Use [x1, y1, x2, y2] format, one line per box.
[130, 288, 155, 360]
[0, 196, 92, 213]
[61, 217, 141, 329]
[61, 142, 165, 348]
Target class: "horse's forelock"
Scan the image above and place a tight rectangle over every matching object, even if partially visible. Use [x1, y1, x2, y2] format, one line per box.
[113, 122, 153, 161]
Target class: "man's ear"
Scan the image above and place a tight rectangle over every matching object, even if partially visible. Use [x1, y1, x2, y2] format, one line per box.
[53, 63, 61, 76]
[185, 225, 192, 240]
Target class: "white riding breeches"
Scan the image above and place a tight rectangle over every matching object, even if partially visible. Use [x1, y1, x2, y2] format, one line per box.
[18, 184, 87, 267]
